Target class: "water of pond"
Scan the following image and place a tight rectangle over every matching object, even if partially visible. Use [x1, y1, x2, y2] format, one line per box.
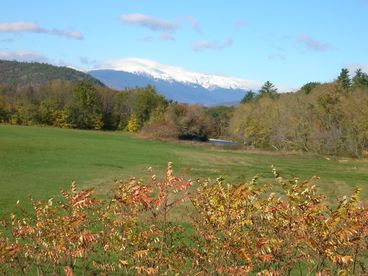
[208, 139, 238, 146]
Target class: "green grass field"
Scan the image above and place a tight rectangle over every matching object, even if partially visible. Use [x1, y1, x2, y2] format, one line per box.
[1, 124, 368, 215]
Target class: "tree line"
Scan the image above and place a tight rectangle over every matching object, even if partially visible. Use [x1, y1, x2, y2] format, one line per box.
[231, 68, 368, 157]
[1, 67, 368, 156]
[0, 80, 225, 140]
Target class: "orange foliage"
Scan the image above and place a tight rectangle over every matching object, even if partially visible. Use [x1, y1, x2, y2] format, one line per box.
[0, 163, 367, 275]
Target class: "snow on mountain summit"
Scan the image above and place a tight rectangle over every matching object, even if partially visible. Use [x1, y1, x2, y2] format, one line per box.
[98, 58, 261, 91]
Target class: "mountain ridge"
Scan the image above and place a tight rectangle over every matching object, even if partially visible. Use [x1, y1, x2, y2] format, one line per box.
[0, 59, 104, 88]
[89, 69, 248, 106]
[97, 57, 261, 91]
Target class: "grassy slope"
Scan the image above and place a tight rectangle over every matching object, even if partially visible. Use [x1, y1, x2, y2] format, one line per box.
[1, 124, 368, 215]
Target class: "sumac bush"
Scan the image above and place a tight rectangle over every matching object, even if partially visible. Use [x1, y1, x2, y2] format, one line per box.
[1, 163, 368, 275]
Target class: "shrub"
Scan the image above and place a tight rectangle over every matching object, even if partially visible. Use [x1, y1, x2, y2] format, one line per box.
[167, 104, 215, 141]
[139, 120, 179, 140]
[1, 164, 367, 275]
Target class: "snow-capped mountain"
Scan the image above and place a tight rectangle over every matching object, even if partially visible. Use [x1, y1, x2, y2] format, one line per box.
[97, 58, 260, 90]
[89, 58, 261, 106]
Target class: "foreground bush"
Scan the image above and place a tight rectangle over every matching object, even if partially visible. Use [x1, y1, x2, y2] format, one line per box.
[1, 163, 368, 275]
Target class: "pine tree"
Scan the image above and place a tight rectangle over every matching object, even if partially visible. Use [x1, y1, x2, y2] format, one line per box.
[352, 68, 368, 88]
[259, 81, 278, 98]
[337, 68, 351, 90]
[300, 82, 321, 94]
[240, 90, 255, 103]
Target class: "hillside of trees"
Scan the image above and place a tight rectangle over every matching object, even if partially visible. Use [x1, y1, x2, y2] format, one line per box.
[230, 68, 368, 157]
[0, 60, 104, 88]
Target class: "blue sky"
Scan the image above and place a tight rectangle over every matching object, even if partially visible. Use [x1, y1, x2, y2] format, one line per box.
[1, 0, 367, 89]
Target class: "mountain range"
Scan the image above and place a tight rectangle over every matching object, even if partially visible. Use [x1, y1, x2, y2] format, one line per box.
[0, 58, 259, 106]
[89, 58, 260, 106]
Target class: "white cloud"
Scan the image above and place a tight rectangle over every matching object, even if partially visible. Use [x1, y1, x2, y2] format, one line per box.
[0, 49, 49, 62]
[120, 14, 202, 42]
[49, 29, 83, 40]
[193, 37, 233, 52]
[0, 22, 39, 32]
[120, 13, 178, 32]
[0, 21, 83, 40]
[296, 35, 333, 52]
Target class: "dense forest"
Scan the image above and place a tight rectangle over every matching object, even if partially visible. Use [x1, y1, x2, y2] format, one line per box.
[230, 68, 368, 157]
[0, 60, 103, 87]
[0, 79, 222, 141]
[1, 59, 368, 157]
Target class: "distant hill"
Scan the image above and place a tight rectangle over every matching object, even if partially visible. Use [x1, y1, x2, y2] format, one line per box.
[89, 70, 247, 106]
[0, 60, 104, 87]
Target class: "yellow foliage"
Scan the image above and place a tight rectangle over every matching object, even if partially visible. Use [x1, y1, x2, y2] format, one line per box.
[1, 163, 367, 274]
[127, 114, 140, 132]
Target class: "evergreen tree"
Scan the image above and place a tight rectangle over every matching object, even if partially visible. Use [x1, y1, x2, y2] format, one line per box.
[240, 90, 255, 103]
[337, 68, 351, 90]
[300, 82, 321, 94]
[259, 81, 278, 98]
[352, 68, 368, 88]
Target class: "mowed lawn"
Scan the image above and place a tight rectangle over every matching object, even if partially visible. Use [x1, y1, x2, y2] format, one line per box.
[1, 124, 368, 215]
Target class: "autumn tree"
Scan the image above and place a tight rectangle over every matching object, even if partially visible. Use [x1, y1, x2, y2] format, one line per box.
[132, 86, 167, 129]
[126, 113, 140, 132]
[206, 105, 234, 138]
[229, 81, 368, 156]
[0, 95, 6, 122]
[65, 81, 103, 130]
[167, 104, 214, 141]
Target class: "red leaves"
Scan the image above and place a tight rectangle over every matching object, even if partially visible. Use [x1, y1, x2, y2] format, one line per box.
[63, 266, 73, 276]
[175, 181, 190, 190]
[2, 163, 368, 274]
[267, 201, 289, 212]
[72, 188, 97, 209]
[259, 254, 273, 263]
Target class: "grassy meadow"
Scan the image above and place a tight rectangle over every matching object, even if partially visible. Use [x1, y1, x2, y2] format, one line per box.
[1, 124, 368, 215]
